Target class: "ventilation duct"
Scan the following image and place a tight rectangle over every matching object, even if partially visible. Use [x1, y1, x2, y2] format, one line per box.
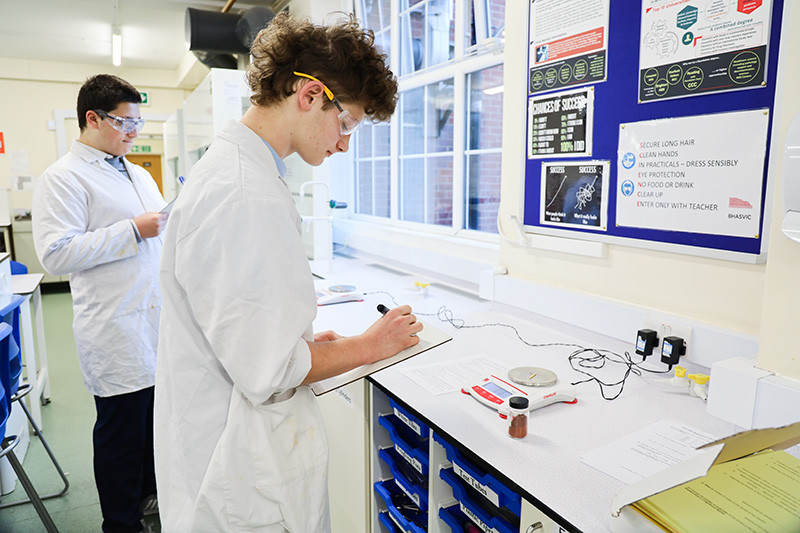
[185, 6, 275, 68]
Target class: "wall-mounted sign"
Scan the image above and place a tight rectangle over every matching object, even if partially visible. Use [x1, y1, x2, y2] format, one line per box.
[131, 145, 152, 153]
[639, 0, 772, 102]
[616, 109, 769, 237]
[528, 87, 594, 158]
[528, 0, 609, 94]
[139, 91, 150, 105]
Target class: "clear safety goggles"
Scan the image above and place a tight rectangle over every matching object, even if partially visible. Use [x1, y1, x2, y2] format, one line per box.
[94, 109, 146, 134]
[293, 71, 361, 136]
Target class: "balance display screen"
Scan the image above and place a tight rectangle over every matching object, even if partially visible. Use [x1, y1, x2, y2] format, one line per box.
[483, 382, 513, 399]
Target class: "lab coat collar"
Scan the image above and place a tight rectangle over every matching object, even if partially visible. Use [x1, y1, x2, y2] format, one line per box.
[71, 140, 127, 172]
[218, 120, 283, 182]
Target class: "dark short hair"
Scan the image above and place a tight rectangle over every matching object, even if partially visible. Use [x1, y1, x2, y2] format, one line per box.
[77, 74, 141, 131]
[247, 12, 398, 122]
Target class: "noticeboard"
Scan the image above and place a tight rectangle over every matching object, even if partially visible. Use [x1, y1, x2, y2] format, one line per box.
[522, 0, 784, 262]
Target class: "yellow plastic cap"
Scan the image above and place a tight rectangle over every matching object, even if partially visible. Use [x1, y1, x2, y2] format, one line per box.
[674, 365, 687, 377]
[688, 373, 709, 385]
[414, 281, 430, 288]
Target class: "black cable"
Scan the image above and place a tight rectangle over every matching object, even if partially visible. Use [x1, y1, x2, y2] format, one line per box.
[366, 293, 671, 400]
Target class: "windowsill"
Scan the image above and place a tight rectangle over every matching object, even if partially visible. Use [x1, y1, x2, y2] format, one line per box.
[332, 216, 499, 288]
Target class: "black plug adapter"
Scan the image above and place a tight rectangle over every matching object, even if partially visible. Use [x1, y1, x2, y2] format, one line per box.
[636, 329, 659, 356]
[661, 336, 686, 367]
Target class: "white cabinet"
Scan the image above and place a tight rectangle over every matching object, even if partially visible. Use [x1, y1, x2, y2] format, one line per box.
[369, 385, 569, 533]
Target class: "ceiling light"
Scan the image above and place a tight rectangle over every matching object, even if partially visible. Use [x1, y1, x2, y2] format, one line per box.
[112, 29, 122, 67]
[483, 85, 504, 95]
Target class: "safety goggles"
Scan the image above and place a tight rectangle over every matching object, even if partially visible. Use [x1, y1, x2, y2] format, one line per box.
[293, 71, 361, 136]
[93, 109, 146, 134]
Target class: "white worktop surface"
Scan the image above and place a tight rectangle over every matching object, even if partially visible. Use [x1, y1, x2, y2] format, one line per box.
[313, 255, 740, 533]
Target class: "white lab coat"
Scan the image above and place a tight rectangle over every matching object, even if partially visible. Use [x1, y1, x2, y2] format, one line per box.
[155, 120, 330, 532]
[32, 140, 165, 397]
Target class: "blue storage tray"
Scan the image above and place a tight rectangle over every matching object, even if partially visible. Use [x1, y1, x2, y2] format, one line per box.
[378, 414, 429, 476]
[378, 447, 429, 511]
[389, 398, 430, 438]
[433, 432, 521, 516]
[438, 504, 475, 533]
[374, 480, 428, 533]
[440, 468, 516, 533]
[378, 511, 401, 533]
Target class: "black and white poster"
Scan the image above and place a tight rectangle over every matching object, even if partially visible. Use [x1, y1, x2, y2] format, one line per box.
[540, 161, 609, 230]
[528, 87, 594, 159]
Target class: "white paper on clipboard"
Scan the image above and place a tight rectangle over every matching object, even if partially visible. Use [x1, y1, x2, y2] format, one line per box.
[160, 198, 177, 215]
[310, 321, 452, 395]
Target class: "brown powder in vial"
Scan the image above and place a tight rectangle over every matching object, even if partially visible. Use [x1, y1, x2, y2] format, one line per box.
[507, 396, 529, 439]
[509, 413, 527, 438]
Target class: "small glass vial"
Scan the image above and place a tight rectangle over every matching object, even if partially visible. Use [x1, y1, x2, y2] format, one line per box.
[507, 396, 529, 439]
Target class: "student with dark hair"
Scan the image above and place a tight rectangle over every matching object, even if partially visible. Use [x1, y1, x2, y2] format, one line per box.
[33, 74, 166, 533]
[154, 13, 417, 532]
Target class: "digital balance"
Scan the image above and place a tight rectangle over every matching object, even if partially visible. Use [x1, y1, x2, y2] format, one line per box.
[462, 366, 577, 419]
[316, 284, 364, 306]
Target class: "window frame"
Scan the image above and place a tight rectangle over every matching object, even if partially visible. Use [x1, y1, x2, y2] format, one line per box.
[352, 0, 504, 242]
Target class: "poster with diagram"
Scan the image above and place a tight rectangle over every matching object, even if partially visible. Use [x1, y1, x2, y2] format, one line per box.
[528, 0, 609, 94]
[639, 0, 772, 102]
[540, 161, 609, 230]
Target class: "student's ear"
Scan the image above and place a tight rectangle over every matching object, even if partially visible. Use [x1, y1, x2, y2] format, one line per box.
[85, 110, 102, 130]
[297, 80, 325, 111]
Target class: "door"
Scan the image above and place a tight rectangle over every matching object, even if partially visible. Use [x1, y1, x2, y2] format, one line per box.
[127, 154, 164, 194]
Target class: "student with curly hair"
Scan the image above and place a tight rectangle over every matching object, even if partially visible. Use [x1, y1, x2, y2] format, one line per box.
[154, 13, 417, 532]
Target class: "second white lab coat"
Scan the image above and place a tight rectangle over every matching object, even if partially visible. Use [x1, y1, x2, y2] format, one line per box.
[33, 140, 165, 397]
[155, 120, 330, 532]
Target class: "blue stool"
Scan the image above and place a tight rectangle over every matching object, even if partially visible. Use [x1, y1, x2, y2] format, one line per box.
[9, 260, 28, 276]
[0, 295, 67, 530]
[0, 320, 59, 532]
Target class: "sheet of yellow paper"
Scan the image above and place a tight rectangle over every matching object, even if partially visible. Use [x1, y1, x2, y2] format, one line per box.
[633, 450, 800, 533]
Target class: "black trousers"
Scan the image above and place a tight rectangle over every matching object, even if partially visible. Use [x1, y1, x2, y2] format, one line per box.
[93, 386, 156, 533]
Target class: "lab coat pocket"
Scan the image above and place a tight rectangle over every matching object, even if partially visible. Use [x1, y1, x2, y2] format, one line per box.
[212, 387, 329, 531]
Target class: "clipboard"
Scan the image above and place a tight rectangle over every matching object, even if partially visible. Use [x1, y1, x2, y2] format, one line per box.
[310, 321, 452, 395]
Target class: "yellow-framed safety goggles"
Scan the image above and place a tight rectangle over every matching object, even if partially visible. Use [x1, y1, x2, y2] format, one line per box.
[294, 71, 361, 136]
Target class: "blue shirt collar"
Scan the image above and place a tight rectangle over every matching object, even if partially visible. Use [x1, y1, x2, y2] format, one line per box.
[261, 138, 287, 177]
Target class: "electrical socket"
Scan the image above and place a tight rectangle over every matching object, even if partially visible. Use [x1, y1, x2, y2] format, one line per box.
[641, 314, 693, 360]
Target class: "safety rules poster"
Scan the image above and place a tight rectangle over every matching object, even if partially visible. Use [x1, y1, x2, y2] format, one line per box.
[616, 109, 769, 237]
[540, 161, 609, 230]
[528, 0, 609, 95]
[639, 0, 772, 102]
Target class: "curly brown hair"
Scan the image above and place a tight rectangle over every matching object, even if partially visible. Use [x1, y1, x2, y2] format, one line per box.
[246, 12, 397, 122]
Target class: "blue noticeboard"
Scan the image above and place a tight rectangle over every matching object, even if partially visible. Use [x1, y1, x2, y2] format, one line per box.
[522, 0, 784, 261]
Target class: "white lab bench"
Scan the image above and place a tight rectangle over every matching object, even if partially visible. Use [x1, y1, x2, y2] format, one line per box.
[313, 255, 740, 533]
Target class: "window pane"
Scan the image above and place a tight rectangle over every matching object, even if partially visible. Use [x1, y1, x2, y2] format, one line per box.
[361, 0, 392, 31]
[399, 0, 454, 75]
[427, 155, 453, 226]
[373, 121, 390, 158]
[466, 152, 501, 232]
[467, 65, 504, 150]
[427, 80, 454, 153]
[469, 0, 506, 45]
[357, 160, 374, 214]
[357, 122, 373, 158]
[401, 87, 425, 155]
[356, 159, 391, 217]
[489, 0, 506, 38]
[375, 29, 391, 58]
[400, 157, 425, 222]
[372, 159, 391, 217]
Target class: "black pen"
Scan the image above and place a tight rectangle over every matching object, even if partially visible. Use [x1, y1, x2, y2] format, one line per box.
[377, 304, 390, 315]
